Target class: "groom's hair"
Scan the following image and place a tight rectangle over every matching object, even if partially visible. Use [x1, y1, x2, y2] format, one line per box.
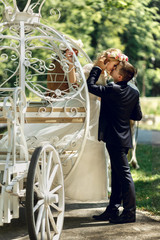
[119, 62, 137, 82]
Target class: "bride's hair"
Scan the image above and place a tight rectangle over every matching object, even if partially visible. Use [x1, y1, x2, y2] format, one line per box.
[98, 48, 128, 62]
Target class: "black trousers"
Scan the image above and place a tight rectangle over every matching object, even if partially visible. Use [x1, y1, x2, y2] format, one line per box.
[106, 144, 136, 212]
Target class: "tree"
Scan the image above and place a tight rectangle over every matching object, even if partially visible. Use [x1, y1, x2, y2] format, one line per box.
[119, 0, 160, 96]
[44, 0, 160, 96]
[43, 0, 132, 58]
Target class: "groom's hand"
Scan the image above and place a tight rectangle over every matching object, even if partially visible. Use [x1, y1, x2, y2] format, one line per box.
[94, 56, 108, 70]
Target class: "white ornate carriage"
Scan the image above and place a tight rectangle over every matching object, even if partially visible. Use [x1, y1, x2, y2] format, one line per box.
[0, 0, 95, 239]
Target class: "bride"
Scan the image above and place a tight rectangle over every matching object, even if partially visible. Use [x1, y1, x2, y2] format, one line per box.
[63, 47, 128, 201]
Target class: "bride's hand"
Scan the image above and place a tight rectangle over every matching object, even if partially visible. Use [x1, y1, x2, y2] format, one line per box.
[65, 50, 74, 64]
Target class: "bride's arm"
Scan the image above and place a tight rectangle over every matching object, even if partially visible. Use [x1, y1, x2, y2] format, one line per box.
[66, 52, 94, 86]
[65, 50, 77, 84]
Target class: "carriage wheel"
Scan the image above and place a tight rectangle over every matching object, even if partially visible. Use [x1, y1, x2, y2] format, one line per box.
[26, 144, 65, 240]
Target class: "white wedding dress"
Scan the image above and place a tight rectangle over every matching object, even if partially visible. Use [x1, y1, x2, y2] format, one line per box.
[64, 63, 109, 201]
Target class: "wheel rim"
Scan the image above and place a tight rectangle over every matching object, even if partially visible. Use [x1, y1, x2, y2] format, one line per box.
[26, 144, 64, 240]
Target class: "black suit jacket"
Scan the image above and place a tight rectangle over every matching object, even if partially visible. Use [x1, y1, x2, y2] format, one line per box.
[87, 67, 142, 148]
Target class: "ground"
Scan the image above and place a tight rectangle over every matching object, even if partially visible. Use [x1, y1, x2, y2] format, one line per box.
[0, 200, 160, 240]
[61, 201, 160, 240]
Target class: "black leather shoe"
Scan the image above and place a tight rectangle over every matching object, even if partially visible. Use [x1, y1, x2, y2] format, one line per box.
[109, 210, 136, 224]
[93, 207, 119, 221]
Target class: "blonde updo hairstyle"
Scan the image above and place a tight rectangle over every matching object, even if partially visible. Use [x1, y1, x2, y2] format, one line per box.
[102, 48, 122, 63]
[96, 48, 128, 64]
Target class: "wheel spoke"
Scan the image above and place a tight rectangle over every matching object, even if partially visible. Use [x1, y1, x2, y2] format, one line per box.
[50, 184, 62, 194]
[45, 208, 51, 240]
[41, 208, 46, 240]
[33, 199, 44, 213]
[46, 151, 53, 181]
[35, 205, 44, 235]
[50, 203, 62, 213]
[34, 184, 44, 198]
[48, 164, 59, 190]
[42, 150, 47, 189]
[48, 206, 59, 234]
[36, 163, 45, 192]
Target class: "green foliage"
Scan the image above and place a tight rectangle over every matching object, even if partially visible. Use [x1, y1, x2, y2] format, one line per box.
[1, 0, 160, 96]
[139, 97, 160, 131]
[131, 144, 160, 215]
[43, 0, 132, 58]
[119, 0, 160, 96]
[140, 97, 160, 115]
[44, 0, 160, 95]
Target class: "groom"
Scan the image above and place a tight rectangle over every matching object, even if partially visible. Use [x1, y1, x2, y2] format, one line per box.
[87, 55, 142, 224]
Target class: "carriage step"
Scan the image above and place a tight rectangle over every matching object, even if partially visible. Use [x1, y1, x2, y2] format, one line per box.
[0, 161, 28, 166]
[13, 189, 26, 197]
[0, 157, 27, 163]
[0, 151, 11, 154]
[1, 189, 26, 197]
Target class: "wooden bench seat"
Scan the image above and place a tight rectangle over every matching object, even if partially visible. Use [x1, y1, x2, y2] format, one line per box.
[0, 106, 86, 124]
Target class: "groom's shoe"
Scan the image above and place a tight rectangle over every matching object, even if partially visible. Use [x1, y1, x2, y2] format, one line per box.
[93, 207, 119, 221]
[109, 210, 136, 224]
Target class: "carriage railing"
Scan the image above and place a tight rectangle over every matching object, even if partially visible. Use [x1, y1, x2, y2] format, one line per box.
[0, 18, 91, 176]
[0, 85, 89, 177]
[0, 87, 28, 161]
[25, 100, 87, 179]
[0, 87, 30, 225]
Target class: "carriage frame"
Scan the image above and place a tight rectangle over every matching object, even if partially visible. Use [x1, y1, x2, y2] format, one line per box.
[0, 1, 94, 239]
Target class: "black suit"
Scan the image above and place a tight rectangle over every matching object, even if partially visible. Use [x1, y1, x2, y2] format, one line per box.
[87, 67, 142, 213]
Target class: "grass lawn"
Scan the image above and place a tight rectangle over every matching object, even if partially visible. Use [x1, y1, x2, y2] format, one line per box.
[140, 97, 160, 115]
[131, 144, 160, 215]
[135, 97, 160, 215]
[140, 97, 160, 131]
